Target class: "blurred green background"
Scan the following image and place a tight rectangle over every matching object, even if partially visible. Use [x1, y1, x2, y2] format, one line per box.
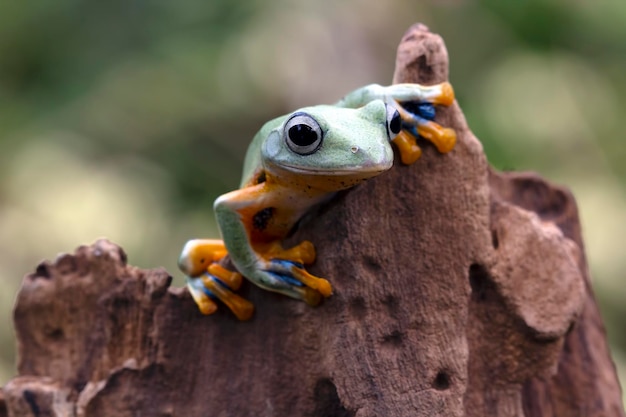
[0, 0, 624, 404]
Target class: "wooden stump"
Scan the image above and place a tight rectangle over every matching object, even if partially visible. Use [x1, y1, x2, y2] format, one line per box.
[2, 24, 623, 417]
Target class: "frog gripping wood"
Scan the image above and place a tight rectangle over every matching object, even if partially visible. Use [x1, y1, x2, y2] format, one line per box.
[3, 24, 623, 417]
[178, 83, 457, 319]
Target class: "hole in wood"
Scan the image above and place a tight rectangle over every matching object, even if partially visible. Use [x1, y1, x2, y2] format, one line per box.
[118, 247, 128, 265]
[381, 294, 399, 317]
[349, 296, 366, 318]
[34, 263, 51, 279]
[46, 328, 64, 341]
[433, 371, 451, 390]
[0, 395, 6, 416]
[22, 390, 40, 416]
[491, 229, 499, 249]
[313, 378, 355, 417]
[363, 255, 383, 273]
[381, 329, 405, 346]
[468, 263, 495, 302]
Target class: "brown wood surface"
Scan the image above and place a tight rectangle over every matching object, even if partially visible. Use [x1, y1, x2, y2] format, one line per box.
[1, 24, 623, 417]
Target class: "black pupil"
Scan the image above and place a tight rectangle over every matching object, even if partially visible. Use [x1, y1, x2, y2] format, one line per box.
[390, 111, 401, 134]
[288, 124, 318, 146]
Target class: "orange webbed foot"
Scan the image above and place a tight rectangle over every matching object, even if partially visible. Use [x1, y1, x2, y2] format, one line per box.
[181, 239, 254, 320]
[256, 240, 333, 302]
[260, 240, 316, 265]
[187, 271, 254, 321]
[200, 274, 254, 321]
[417, 121, 457, 154]
[392, 130, 423, 165]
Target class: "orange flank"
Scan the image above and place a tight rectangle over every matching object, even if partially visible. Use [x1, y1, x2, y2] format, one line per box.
[229, 182, 286, 244]
[237, 203, 276, 244]
[392, 130, 422, 165]
[201, 276, 255, 321]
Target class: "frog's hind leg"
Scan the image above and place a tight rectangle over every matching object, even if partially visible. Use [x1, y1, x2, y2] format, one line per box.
[386, 82, 455, 106]
[336, 81, 454, 109]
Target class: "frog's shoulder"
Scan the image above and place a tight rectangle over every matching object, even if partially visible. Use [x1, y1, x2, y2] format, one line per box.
[240, 114, 288, 187]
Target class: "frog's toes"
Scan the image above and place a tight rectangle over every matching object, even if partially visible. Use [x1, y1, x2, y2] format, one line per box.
[290, 265, 333, 297]
[263, 240, 317, 265]
[392, 130, 423, 165]
[187, 278, 219, 315]
[434, 81, 455, 106]
[266, 259, 333, 298]
[187, 274, 254, 321]
[299, 287, 323, 306]
[417, 121, 457, 154]
[289, 240, 316, 265]
[207, 263, 243, 290]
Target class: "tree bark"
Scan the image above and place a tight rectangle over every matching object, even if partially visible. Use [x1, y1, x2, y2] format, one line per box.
[2, 24, 623, 417]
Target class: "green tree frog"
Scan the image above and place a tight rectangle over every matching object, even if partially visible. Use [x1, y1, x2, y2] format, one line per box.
[178, 82, 456, 320]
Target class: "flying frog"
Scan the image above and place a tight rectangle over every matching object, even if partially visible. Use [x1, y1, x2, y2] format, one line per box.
[178, 82, 456, 320]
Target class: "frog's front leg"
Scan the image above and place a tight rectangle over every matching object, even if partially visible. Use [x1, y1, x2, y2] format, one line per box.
[337, 82, 457, 164]
[336, 82, 454, 108]
[214, 184, 333, 307]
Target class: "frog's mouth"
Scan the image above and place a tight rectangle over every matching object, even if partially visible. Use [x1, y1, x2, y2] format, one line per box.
[267, 161, 392, 192]
[279, 163, 390, 177]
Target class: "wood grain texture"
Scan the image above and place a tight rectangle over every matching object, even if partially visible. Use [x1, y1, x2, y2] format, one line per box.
[1, 24, 623, 417]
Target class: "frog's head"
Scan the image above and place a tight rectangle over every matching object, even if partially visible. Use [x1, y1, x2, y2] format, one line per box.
[262, 100, 398, 191]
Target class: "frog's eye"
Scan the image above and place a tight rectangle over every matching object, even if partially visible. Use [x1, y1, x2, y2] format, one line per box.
[284, 112, 323, 155]
[385, 104, 402, 140]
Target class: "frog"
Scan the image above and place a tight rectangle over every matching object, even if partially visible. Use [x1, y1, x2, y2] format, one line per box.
[178, 82, 456, 320]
